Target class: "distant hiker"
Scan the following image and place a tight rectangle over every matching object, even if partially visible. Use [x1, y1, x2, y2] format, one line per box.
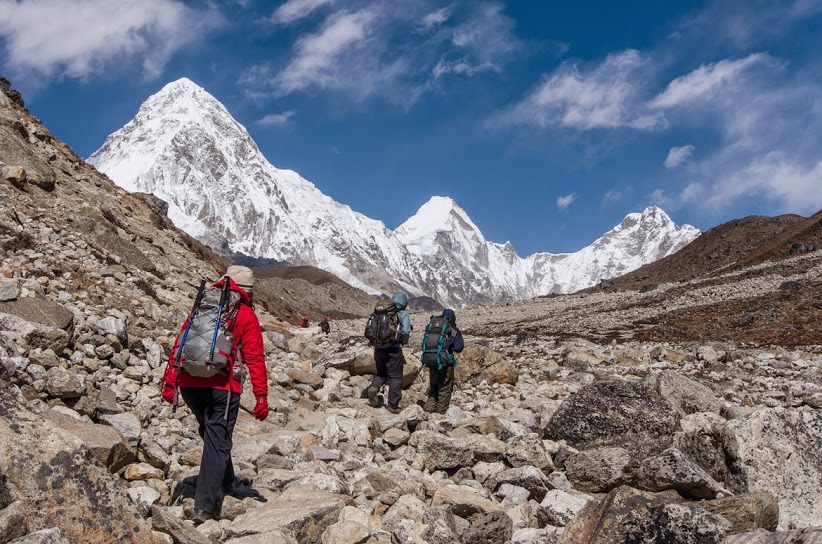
[420, 308, 464, 414]
[364, 292, 412, 414]
[299, 316, 310, 328]
[160, 265, 269, 525]
[320, 316, 331, 335]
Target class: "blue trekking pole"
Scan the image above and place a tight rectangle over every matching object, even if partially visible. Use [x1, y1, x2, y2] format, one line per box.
[173, 279, 207, 412]
[209, 277, 232, 364]
[210, 277, 233, 420]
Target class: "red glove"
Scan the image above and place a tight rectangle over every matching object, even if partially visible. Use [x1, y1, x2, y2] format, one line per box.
[253, 396, 269, 421]
[161, 383, 176, 405]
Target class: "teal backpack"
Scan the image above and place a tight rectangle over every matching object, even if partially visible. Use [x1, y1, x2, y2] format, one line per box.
[420, 315, 456, 370]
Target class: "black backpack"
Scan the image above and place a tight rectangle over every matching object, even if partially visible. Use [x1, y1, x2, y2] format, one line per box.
[420, 315, 454, 370]
[364, 300, 400, 347]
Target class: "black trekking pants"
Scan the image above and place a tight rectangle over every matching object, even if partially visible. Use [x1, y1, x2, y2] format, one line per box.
[424, 365, 455, 414]
[180, 387, 241, 516]
[371, 347, 405, 409]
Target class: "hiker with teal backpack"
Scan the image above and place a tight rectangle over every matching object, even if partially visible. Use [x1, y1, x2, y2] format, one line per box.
[420, 308, 464, 414]
[364, 292, 412, 414]
[160, 265, 269, 525]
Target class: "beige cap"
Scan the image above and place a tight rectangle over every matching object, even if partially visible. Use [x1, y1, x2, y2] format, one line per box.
[226, 265, 254, 291]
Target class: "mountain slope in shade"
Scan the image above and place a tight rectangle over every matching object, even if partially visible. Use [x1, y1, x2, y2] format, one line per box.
[88, 78, 700, 307]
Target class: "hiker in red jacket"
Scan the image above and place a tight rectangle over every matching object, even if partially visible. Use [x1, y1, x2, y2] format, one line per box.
[160, 265, 269, 525]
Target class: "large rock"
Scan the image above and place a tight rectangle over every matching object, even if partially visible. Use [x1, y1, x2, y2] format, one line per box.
[718, 408, 822, 530]
[544, 380, 679, 459]
[0, 278, 20, 301]
[558, 486, 729, 544]
[564, 446, 635, 493]
[699, 493, 779, 534]
[431, 484, 502, 518]
[0, 312, 70, 354]
[225, 485, 351, 543]
[316, 345, 420, 388]
[44, 410, 135, 472]
[456, 344, 518, 386]
[637, 447, 729, 499]
[412, 430, 507, 471]
[0, 298, 74, 331]
[0, 501, 27, 542]
[150, 506, 210, 544]
[0, 381, 152, 543]
[538, 489, 591, 527]
[487, 466, 552, 502]
[6, 528, 69, 544]
[645, 370, 723, 416]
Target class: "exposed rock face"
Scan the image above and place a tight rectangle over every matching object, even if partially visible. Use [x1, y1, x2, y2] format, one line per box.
[558, 486, 729, 544]
[719, 408, 822, 530]
[543, 381, 680, 458]
[0, 382, 152, 543]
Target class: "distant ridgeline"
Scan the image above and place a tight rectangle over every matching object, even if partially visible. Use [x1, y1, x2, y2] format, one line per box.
[88, 78, 701, 307]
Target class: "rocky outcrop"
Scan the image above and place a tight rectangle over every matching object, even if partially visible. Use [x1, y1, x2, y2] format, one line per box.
[543, 381, 680, 458]
[719, 408, 822, 530]
[0, 381, 152, 543]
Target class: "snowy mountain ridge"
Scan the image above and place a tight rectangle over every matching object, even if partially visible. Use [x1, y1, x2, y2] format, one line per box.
[88, 78, 700, 307]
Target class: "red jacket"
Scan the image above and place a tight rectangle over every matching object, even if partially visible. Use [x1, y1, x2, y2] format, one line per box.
[162, 278, 268, 398]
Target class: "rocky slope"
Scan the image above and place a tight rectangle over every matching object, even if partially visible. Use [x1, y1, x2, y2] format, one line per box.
[2, 77, 821, 544]
[88, 78, 700, 307]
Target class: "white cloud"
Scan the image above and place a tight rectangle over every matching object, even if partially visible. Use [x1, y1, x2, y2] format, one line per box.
[256, 110, 296, 126]
[705, 153, 822, 214]
[495, 49, 666, 131]
[664, 145, 695, 168]
[420, 7, 452, 30]
[433, 58, 496, 79]
[602, 190, 623, 205]
[0, 0, 223, 80]
[270, 0, 335, 25]
[274, 9, 375, 95]
[650, 53, 771, 109]
[556, 193, 577, 210]
[247, 1, 520, 106]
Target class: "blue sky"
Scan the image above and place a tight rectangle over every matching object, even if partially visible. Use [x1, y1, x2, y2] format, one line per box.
[1, 0, 821, 255]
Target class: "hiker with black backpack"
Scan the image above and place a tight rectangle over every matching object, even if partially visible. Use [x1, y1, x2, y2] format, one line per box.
[364, 292, 412, 414]
[420, 308, 464, 414]
[160, 265, 269, 525]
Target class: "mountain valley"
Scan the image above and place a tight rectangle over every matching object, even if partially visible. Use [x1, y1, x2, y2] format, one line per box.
[2, 77, 822, 544]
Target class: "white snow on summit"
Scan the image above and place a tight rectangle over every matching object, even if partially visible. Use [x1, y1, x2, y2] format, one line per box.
[88, 78, 701, 307]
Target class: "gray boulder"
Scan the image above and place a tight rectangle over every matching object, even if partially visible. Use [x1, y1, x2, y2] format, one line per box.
[0, 381, 153, 543]
[637, 447, 729, 499]
[719, 408, 822, 530]
[544, 380, 679, 459]
[645, 370, 723, 416]
[558, 486, 729, 544]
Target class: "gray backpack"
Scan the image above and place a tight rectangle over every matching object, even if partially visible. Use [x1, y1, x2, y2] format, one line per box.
[174, 280, 241, 378]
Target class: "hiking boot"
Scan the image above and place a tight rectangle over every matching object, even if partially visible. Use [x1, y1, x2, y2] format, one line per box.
[367, 387, 379, 407]
[385, 405, 401, 414]
[192, 510, 213, 525]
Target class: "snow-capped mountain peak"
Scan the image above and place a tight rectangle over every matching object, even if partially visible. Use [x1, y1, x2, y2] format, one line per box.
[396, 196, 485, 256]
[89, 77, 701, 307]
